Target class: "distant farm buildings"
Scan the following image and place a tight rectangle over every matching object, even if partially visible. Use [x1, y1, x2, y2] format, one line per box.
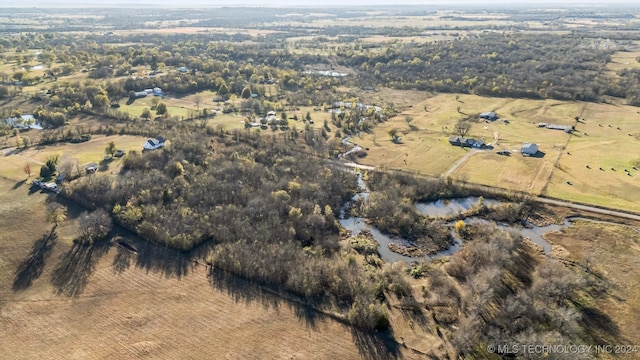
[521, 143, 539, 156]
[538, 123, 573, 133]
[133, 87, 163, 98]
[449, 136, 484, 148]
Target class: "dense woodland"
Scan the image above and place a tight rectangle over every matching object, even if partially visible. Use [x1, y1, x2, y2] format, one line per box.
[64, 133, 395, 329]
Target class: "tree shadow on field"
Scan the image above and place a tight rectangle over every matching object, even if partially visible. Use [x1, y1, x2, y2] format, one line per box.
[399, 305, 430, 333]
[350, 327, 401, 360]
[579, 306, 621, 345]
[11, 178, 27, 190]
[50, 240, 110, 297]
[107, 225, 192, 278]
[12, 227, 58, 291]
[208, 267, 329, 331]
[134, 240, 193, 279]
[112, 242, 134, 273]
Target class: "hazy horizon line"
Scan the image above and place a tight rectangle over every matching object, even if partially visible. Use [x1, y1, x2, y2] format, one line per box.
[1, 0, 638, 9]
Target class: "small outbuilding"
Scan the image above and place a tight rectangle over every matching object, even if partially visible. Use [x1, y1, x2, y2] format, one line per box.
[521, 143, 539, 156]
[85, 162, 98, 173]
[479, 112, 498, 121]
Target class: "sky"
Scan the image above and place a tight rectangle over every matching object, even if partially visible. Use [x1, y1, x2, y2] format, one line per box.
[4, 0, 637, 7]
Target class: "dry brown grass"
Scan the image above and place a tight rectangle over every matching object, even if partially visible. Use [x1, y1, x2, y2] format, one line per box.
[545, 220, 640, 348]
[0, 178, 423, 360]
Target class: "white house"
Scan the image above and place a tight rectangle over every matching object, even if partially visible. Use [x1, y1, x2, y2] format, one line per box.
[143, 137, 166, 151]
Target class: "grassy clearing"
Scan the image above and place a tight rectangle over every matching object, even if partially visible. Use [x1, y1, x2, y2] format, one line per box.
[0, 135, 149, 181]
[606, 49, 640, 76]
[450, 151, 556, 194]
[118, 97, 192, 119]
[545, 220, 640, 346]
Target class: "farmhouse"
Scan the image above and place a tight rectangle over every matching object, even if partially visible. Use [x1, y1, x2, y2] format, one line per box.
[521, 143, 539, 156]
[479, 111, 498, 121]
[449, 136, 483, 148]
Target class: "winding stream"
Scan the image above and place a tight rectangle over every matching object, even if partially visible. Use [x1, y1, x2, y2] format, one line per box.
[337, 171, 632, 263]
[338, 135, 363, 158]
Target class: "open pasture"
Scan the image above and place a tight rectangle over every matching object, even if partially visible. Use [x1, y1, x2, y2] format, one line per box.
[349, 93, 640, 211]
[544, 102, 640, 212]
[0, 135, 149, 181]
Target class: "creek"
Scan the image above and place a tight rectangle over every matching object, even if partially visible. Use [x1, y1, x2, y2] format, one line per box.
[337, 172, 599, 263]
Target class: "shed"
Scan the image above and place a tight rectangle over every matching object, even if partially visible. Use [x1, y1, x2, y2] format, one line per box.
[521, 143, 539, 156]
[479, 112, 498, 120]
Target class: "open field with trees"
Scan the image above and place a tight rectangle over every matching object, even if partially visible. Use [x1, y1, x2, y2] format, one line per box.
[545, 220, 640, 347]
[0, 135, 149, 181]
[2, 3, 640, 358]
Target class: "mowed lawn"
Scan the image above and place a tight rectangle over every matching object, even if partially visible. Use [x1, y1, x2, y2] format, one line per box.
[0, 135, 149, 181]
[544, 102, 640, 212]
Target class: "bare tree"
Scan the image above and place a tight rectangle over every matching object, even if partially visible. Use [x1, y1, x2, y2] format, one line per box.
[47, 206, 67, 228]
[389, 128, 400, 142]
[405, 115, 413, 127]
[77, 209, 113, 244]
[23, 162, 31, 178]
[454, 119, 472, 138]
[58, 158, 79, 180]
